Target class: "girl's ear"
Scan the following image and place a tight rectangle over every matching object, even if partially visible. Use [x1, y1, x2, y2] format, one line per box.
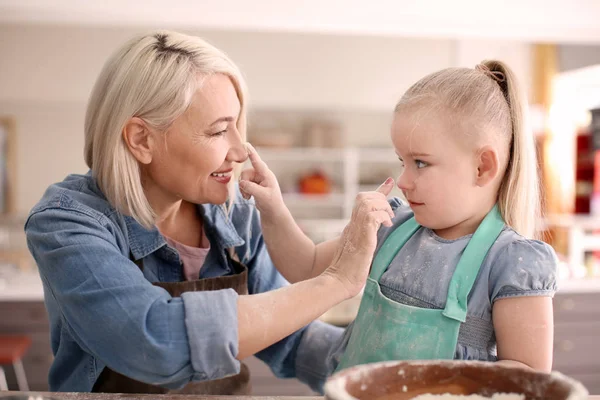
[475, 145, 500, 187]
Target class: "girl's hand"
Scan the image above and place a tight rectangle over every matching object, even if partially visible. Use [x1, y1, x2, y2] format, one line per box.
[239, 143, 286, 220]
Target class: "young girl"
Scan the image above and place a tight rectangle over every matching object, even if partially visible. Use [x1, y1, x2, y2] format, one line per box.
[240, 59, 557, 373]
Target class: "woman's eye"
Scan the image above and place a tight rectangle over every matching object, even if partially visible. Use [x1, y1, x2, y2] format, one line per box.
[210, 129, 227, 137]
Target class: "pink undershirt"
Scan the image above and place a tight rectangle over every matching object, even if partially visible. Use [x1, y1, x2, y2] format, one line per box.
[164, 229, 210, 281]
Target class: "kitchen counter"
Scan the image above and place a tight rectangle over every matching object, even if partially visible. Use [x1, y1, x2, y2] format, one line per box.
[0, 270, 44, 301]
[2, 263, 600, 395]
[2, 393, 599, 400]
[2, 269, 600, 302]
[0, 393, 321, 400]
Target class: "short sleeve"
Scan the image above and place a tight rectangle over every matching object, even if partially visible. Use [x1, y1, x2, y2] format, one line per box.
[489, 239, 558, 303]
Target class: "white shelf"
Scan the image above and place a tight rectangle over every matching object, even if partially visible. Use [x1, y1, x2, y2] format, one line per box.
[359, 148, 399, 163]
[256, 147, 400, 163]
[255, 147, 345, 162]
[358, 184, 389, 192]
[257, 147, 398, 234]
[282, 193, 345, 207]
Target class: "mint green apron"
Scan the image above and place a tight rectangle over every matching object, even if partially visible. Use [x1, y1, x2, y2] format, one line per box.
[336, 206, 504, 371]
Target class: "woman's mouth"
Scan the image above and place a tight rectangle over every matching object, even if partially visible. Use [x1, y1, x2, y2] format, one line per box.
[211, 170, 232, 184]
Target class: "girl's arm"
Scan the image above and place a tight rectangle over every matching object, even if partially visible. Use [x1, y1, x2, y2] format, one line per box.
[493, 296, 554, 372]
[239, 143, 394, 283]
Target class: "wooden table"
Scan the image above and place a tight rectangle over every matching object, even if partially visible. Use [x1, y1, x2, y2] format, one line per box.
[1, 394, 599, 400]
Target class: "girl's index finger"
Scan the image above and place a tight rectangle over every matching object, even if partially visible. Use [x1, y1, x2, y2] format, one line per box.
[245, 142, 268, 173]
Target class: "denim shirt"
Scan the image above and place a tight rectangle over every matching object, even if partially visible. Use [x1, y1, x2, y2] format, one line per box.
[326, 198, 557, 372]
[25, 172, 342, 393]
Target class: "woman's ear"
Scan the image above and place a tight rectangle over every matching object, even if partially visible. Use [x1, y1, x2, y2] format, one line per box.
[475, 145, 500, 187]
[122, 117, 153, 164]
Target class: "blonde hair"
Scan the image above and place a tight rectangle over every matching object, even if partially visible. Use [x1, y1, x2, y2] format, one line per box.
[395, 60, 540, 239]
[84, 30, 248, 229]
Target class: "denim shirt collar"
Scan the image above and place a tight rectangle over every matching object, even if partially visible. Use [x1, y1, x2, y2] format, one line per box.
[125, 203, 245, 261]
[80, 170, 245, 260]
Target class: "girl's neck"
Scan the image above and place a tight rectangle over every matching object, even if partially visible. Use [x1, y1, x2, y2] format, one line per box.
[433, 201, 497, 240]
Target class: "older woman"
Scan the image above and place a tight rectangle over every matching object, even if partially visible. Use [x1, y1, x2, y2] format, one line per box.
[25, 31, 392, 395]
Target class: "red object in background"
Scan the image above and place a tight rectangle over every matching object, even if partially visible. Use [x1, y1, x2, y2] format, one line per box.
[575, 131, 594, 214]
[298, 170, 331, 194]
[594, 151, 600, 195]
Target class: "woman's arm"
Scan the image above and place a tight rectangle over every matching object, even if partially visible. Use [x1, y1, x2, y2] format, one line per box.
[26, 209, 210, 386]
[237, 273, 346, 360]
[26, 186, 389, 386]
[237, 180, 393, 358]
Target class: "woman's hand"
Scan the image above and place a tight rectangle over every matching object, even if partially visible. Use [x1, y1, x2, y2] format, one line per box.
[323, 178, 395, 298]
[239, 143, 286, 221]
[236, 178, 395, 360]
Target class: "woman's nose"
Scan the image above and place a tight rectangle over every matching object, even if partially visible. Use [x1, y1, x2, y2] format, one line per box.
[227, 131, 248, 163]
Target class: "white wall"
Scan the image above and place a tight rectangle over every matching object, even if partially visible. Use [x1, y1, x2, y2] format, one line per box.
[454, 39, 533, 98]
[0, 24, 533, 214]
[3, 0, 600, 43]
[0, 25, 458, 108]
[0, 100, 87, 216]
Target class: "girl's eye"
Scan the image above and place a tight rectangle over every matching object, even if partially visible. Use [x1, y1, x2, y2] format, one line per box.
[398, 157, 404, 167]
[415, 160, 428, 169]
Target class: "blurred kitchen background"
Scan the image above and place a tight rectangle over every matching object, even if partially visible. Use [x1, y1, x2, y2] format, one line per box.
[1, 0, 600, 395]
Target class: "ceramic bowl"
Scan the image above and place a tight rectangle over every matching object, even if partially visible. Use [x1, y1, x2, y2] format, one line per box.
[324, 360, 589, 400]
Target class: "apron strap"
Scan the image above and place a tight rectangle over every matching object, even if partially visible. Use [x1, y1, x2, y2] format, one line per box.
[442, 205, 505, 322]
[369, 217, 420, 281]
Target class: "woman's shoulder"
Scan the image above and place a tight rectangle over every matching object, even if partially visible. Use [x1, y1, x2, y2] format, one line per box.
[27, 172, 118, 227]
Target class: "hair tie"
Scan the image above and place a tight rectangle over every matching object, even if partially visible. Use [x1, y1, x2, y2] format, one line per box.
[475, 64, 506, 83]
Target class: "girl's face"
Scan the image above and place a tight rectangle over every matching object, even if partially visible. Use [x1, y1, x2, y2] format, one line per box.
[391, 110, 494, 239]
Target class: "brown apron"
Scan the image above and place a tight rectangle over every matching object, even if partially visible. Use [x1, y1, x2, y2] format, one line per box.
[92, 253, 251, 395]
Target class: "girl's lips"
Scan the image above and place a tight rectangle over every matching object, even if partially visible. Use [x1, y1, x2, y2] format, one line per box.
[409, 201, 424, 206]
